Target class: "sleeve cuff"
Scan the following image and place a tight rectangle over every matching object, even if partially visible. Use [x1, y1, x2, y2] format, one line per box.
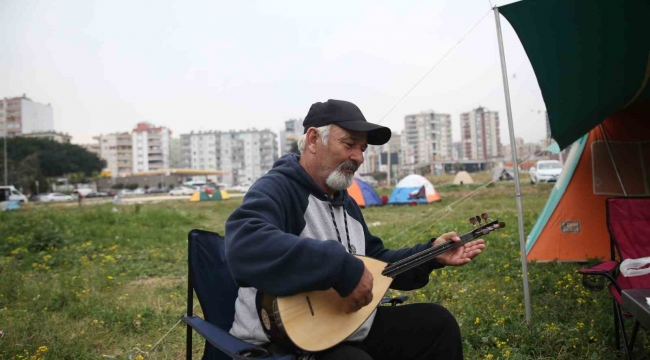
[332, 254, 365, 297]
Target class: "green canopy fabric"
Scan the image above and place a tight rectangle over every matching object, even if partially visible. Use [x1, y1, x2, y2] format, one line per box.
[499, 0, 650, 149]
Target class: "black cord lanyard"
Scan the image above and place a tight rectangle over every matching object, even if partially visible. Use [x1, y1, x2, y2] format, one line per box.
[327, 202, 355, 254]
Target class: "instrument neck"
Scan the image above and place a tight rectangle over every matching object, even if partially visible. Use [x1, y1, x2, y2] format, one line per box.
[381, 223, 491, 278]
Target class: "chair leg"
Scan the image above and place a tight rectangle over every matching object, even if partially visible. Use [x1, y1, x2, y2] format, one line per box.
[614, 301, 632, 360]
[629, 321, 640, 355]
[614, 300, 621, 351]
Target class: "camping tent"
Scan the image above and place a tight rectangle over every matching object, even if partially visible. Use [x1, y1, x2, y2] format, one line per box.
[388, 174, 441, 204]
[492, 167, 514, 181]
[347, 177, 382, 207]
[498, 0, 650, 262]
[526, 103, 650, 261]
[190, 190, 230, 202]
[453, 171, 474, 185]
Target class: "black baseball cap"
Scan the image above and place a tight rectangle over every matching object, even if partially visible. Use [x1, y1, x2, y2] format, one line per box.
[302, 99, 391, 145]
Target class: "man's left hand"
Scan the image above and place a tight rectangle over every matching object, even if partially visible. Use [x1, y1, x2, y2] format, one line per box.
[432, 232, 485, 266]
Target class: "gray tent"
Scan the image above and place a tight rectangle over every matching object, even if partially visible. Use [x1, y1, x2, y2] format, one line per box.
[492, 167, 515, 181]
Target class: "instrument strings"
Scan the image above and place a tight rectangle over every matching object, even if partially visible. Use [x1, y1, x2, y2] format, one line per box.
[382, 227, 488, 277]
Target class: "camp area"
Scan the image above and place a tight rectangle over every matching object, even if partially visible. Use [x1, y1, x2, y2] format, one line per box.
[0, 177, 635, 359]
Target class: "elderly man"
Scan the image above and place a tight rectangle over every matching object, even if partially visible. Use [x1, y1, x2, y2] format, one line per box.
[225, 99, 485, 360]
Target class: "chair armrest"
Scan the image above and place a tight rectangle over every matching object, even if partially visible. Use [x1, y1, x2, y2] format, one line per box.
[578, 260, 622, 293]
[181, 315, 294, 360]
[381, 295, 408, 306]
[578, 260, 618, 275]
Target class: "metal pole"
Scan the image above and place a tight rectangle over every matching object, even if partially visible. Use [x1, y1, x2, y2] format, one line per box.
[4, 130, 7, 186]
[494, 7, 532, 324]
[599, 124, 627, 196]
[3, 98, 7, 186]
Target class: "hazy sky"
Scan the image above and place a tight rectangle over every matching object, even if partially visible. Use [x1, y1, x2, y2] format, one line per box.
[0, 0, 547, 146]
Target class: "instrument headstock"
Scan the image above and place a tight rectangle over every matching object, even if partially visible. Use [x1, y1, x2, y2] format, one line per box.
[463, 212, 505, 241]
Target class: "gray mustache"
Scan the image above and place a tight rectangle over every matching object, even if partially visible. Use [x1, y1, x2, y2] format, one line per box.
[338, 161, 359, 172]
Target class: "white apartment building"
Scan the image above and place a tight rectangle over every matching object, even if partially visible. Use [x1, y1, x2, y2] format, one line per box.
[132, 122, 171, 173]
[403, 111, 453, 165]
[23, 131, 71, 143]
[279, 119, 303, 155]
[181, 129, 278, 186]
[0, 95, 54, 137]
[460, 107, 502, 160]
[94, 132, 133, 178]
[360, 132, 402, 175]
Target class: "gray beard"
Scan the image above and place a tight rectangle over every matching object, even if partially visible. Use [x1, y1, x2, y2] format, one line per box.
[326, 168, 355, 190]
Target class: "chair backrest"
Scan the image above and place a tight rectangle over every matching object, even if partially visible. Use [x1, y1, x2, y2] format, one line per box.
[188, 229, 240, 359]
[606, 197, 650, 290]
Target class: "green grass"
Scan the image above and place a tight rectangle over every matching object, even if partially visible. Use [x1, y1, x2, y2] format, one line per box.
[0, 179, 648, 359]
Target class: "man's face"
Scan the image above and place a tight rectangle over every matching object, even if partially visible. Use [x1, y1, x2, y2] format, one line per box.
[316, 125, 367, 191]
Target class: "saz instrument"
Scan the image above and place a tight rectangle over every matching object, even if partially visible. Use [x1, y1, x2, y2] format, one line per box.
[255, 213, 505, 353]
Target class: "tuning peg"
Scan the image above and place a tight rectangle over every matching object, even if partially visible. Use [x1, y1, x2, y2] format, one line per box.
[469, 217, 476, 226]
[475, 215, 481, 224]
[481, 212, 488, 220]
[499, 222, 506, 228]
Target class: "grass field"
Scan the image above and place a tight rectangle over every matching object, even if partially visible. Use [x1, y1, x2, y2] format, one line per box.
[1, 175, 648, 359]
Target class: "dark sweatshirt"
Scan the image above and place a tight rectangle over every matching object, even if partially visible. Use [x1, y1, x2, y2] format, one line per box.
[225, 153, 443, 344]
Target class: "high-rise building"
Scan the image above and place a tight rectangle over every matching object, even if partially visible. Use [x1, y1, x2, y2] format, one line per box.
[23, 131, 71, 143]
[169, 137, 183, 169]
[403, 111, 453, 165]
[132, 122, 171, 173]
[94, 132, 133, 178]
[180, 129, 278, 186]
[460, 107, 502, 160]
[453, 141, 463, 160]
[279, 119, 303, 155]
[360, 132, 402, 175]
[0, 95, 54, 137]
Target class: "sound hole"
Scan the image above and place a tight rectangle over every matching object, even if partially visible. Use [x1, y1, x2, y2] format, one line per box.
[306, 296, 314, 316]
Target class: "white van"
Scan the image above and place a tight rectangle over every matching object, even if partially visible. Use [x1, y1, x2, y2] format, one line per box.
[0, 186, 28, 203]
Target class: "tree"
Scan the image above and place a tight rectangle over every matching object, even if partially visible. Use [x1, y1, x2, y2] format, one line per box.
[0, 137, 105, 179]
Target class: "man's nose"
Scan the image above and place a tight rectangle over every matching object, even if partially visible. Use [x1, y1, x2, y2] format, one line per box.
[350, 148, 364, 165]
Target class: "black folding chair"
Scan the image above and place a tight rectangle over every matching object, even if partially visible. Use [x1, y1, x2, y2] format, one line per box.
[182, 229, 408, 359]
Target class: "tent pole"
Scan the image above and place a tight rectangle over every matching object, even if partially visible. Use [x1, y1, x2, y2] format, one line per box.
[599, 124, 627, 196]
[494, 6, 532, 324]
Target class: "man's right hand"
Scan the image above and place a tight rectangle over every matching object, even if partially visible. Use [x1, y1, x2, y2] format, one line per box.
[343, 266, 374, 313]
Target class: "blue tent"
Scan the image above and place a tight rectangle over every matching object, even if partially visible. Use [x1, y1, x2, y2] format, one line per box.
[348, 177, 382, 207]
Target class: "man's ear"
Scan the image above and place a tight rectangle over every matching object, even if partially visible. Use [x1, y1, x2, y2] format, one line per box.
[305, 127, 319, 154]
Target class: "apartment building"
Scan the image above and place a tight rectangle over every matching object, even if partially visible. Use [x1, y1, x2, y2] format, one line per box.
[0, 95, 54, 137]
[279, 118, 303, 155]
[94, 132, 133, 178]
[23, 131, 71, 143]
[132, 122, 171, 173]
[460, 107, 502, 160]
[181, 129, 278, 186]
[403, 111, 453, 165]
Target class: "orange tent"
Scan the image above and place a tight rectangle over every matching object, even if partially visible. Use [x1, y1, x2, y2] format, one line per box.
[526, 102, 650, 261]
[347, 177, 382, 207]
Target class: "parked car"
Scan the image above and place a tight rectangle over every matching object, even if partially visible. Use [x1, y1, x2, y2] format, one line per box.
[39, 193, 74, 202]
[530, 160, 563, 184]
[118, 189, 133, 196]
[146, 187, 167, 194]
[169, 186, 196, 196]
[0, 186, 28, 203]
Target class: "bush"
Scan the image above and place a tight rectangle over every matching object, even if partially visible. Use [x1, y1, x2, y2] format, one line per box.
[111, 183, 124, 190]
[125, 183, 138, 190]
